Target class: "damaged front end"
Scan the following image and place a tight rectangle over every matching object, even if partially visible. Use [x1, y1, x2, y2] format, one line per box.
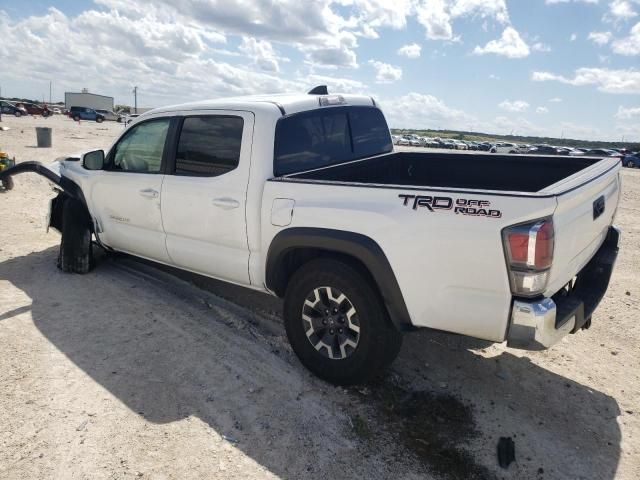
[0, 160, 86, 233]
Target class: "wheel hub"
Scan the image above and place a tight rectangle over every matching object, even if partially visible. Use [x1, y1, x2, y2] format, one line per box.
[301, 286, 360, 360]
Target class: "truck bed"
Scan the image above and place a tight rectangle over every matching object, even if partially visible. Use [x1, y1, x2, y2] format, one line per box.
[287, 151, 603, 193]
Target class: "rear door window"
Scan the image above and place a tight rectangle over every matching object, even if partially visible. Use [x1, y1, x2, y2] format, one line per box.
[174, 116, 244, 177]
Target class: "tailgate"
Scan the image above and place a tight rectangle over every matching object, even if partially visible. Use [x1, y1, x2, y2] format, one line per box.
[544, 158, 621, 296]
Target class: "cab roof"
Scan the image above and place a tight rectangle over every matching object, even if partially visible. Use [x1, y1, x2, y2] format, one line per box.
[145, 92, 377, 118]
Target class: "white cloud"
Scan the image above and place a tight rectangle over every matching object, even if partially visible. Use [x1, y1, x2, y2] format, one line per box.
[570, 33, 578, 41]
[498, 99, 530, 112]
[415, 0, 509, 41]
[588, 31, 613, 44]
[239, 37, 282, 72]
[397, 43, 422, 58]
[606, 0, 638, 21]
[532, 42, 551, 52]
[489, 74, 500, 79]
[545, 0, 599, 4]
[473, 27, 530, 58]
[536, 106, 549, 114]
[612, 21, 640, 54]
[549, 97, 563, 102]
[381, 92, 475, 129]
[0, 5, 377, 107]
[368, 60, 403, 83]
[415, 0, 454, 40]
[616, 105, 640, 118]
[532, 67, 640, 93]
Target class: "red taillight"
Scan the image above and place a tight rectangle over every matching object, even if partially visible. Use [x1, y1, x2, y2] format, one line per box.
[534, 220, 554, 269]
[507, 231, 529, 264]
[503, 218, 555, 296]
[504, 219, 554, 269]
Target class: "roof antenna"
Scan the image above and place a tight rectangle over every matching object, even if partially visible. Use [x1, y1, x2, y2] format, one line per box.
[308, 85, 328, 95]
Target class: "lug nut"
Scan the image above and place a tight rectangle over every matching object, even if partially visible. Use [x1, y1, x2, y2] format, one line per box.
[322, 319, 327, 325]
[329, 328, 335, 335]
[338, 328, 343, 334]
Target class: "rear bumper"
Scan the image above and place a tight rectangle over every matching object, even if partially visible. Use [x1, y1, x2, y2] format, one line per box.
[507, 226, 620, 350]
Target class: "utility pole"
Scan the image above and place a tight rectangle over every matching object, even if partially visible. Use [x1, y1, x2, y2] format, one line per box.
[132, 86, 138, 114]
[0, 84, 3, 122]
[49, 81, 52, 105]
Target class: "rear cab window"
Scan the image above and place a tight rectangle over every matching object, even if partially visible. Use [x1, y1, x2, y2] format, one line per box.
[274, 106, 392, 176]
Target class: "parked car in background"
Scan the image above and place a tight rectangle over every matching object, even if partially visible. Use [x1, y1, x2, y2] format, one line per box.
[18, 102, 52, 116]
[529, 145, 564, 155]
[0, 101, 28, 117]
[52, 107, 62, 114]
[122, 113, 141, 125]
[623, 152, 640, 168]
[391, 135, 402, 145]
[96, 109, 120, 121]
[612, 148, 630, 156]
[561, 147, 585, 156]
[477, 142, 493, 152]
[396, 136, 410, 146]
[69, 106, 105, 123]
[493, 142, 522, 154]
[584, 149, 624, 162]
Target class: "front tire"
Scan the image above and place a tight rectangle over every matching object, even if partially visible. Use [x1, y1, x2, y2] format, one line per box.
[14, 111, 21, 117]
[1, 176, 14, 191]
[626, 160, 635, 168]
[96, 117, 103, 123]
[58, 199, 93, 274]
[284, 258, 402, 385]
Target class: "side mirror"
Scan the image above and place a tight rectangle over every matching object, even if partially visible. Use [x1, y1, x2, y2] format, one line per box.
[83, 150, 105, 170]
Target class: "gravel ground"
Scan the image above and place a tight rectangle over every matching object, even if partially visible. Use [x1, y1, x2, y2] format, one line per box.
[0, 115, 638, 479]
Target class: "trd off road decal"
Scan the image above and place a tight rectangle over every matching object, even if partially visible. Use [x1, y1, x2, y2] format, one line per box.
[398, 194, 502, 218]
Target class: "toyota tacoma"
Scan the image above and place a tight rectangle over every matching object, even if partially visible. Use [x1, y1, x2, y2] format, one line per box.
[0, 87, 621, 385]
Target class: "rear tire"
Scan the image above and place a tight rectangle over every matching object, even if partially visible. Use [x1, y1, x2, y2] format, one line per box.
[73, 115, 80, 121]
[14, 111, 21, 117]
[626, 160, 635, 168]
[96, 117, 103, 123]
[58, 199, 93, 274]
[283, 258, 402, 385]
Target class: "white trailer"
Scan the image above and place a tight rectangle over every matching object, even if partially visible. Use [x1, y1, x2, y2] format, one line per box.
[64, 92, 114, 111]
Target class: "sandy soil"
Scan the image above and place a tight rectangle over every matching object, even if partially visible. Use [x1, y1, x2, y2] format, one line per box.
[0, 115, 638, 479]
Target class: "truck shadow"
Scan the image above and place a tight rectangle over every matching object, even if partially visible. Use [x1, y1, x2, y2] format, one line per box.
[0, 248, 622, 479]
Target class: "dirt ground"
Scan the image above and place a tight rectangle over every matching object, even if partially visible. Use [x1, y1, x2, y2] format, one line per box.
[0, 115, 638, 480]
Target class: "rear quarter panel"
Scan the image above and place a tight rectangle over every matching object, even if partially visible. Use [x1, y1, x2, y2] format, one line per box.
[260, 180, 557, 342]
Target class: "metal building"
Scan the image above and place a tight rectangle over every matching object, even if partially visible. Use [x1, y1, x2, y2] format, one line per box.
[65, 91, 114, 111]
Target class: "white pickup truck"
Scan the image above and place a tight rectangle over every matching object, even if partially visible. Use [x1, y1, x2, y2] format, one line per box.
[1, 88, 621, 385]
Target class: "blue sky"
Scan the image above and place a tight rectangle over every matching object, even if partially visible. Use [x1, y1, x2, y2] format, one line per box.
[0, 0, 639, 140]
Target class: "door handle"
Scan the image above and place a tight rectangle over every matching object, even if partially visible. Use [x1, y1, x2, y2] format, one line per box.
[212, 197, 240, 210]
[139, 188, 159, 199]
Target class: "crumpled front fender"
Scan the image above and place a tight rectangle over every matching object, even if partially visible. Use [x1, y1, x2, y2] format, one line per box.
[0, 160, 62, 187]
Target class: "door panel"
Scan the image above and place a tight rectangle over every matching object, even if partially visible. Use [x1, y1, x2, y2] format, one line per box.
[89, 117, 172, 263]
[161, 111, 254, 285]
